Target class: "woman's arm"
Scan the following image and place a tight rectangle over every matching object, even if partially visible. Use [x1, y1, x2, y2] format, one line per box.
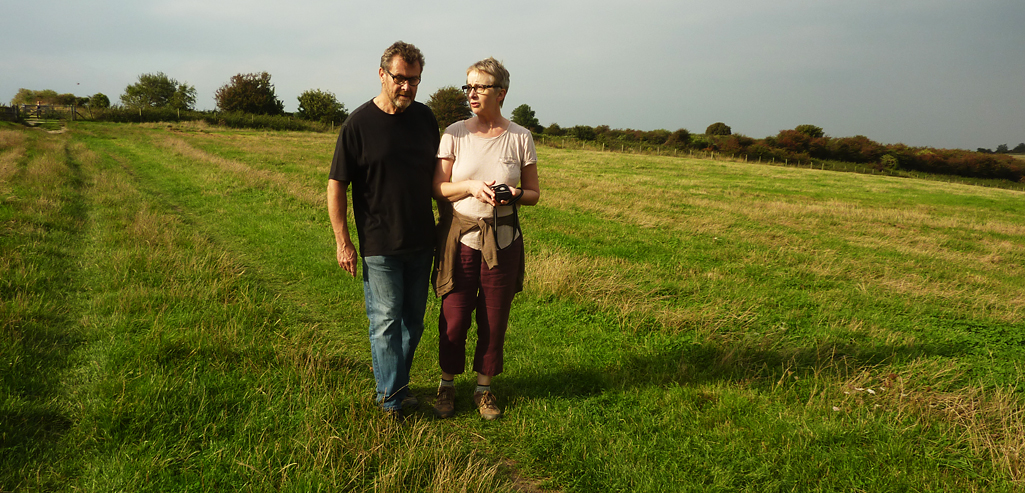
[433, 156, 497, 205]
[509, 163, 540, 206]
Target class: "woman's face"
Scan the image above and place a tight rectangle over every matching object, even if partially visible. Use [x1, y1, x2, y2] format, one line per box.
[466, 70, 504, 115]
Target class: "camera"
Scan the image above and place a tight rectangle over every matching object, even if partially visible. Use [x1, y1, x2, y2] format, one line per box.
[490, 183, 516, 203]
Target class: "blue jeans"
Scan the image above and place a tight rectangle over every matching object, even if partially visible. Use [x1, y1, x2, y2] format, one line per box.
[362, 248, 433, 410]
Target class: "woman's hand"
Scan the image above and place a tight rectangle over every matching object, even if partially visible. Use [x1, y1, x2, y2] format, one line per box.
[497, 186, 521, 206]
[467, 180, 497, 206]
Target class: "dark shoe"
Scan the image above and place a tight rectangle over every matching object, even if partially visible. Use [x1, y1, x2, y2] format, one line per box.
[433, 386, 455, 418]
[401, 393, 420, 411]
[383, 408, 404, 423]
[473, 391, 501, 420]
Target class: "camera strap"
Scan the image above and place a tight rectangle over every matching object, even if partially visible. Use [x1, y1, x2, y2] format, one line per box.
[492, 203, 521, 251]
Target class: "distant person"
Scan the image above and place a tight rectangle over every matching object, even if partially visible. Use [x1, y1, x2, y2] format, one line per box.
[327, 41, 440, 422]
[431, 57, 541, 420]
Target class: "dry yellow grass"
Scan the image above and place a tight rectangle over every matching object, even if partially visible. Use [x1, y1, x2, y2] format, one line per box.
[530, 148, 1024, 326]
[835, 361, 1025, 482]
[149, 133, 325, 207]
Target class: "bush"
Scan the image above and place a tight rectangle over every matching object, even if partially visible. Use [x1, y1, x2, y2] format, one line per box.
[426, 86, 471, 130]
[569, 125, 596, 141]
[643, 129, 671, 145]
[665, 128, 691, 148]
[826, 135, 885, 164]
[215, 72, 285, 115]
[690, 134, 714, 150]
[543, 123, 565, 136]
[706, 122, 731, 136]
[10, 88, 59, 105]
[297, 89, 348, 125]
[794, 124, 825, 138]
[55, 93, 78, 106]
[772, 130, 812, 153]
[89, 93, 111, 109]
[121, 72, 197, 110]
[511, 104, 542, 133]
[880, 154, 900, 171]
[713, 134, 756, 155]
[92, 107, 324, 131]
[94, 105, 190, 123]
[204, 111, 312, 131]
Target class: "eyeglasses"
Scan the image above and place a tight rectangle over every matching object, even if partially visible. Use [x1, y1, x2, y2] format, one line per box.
[462, 84, 497, 96]
[383, 68, 421, 87]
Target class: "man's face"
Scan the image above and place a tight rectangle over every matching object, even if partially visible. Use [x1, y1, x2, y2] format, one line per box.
[379, 56, 421, 112]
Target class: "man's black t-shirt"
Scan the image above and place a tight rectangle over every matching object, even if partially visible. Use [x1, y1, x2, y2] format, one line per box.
[329, 99, 440, 257]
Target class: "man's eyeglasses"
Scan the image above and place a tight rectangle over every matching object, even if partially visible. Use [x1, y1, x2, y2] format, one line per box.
[462, 84, 497, 96]
[383, 68, 421, 87]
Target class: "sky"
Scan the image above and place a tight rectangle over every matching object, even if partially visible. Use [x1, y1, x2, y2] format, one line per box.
[2, 0, 1023, 150]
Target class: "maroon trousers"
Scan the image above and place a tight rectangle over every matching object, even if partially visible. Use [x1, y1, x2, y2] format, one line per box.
[438, 237, 522, 377]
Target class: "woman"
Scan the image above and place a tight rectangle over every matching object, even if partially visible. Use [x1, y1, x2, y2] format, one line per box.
[431, 57, 541, 420]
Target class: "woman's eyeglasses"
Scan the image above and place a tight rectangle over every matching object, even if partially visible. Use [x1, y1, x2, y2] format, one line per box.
[462, 84, 497, 96]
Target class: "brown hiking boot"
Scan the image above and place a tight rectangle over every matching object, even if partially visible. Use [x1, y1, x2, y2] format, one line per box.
[473, 391, 502, 420]
[433, 386, 455, 418]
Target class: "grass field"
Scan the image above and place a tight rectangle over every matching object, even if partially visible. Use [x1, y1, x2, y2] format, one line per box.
[2, 121, 1024, 492]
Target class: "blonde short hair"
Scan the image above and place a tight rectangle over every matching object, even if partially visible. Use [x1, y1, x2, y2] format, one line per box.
[468, 57, 510, 89]
[467, 57, 509, 106]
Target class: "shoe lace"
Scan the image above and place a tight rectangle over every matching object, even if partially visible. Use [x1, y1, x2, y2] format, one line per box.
[479, 391, 498, 409]
[438, 386, 454, 404]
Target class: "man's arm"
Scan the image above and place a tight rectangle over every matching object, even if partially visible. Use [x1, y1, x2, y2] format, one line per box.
[327, 178, 358, 277]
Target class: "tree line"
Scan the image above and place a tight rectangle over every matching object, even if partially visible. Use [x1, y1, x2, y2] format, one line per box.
[9, 78, 1023, 183]
[978, 143, 1025, 154]
[497, 104, 1024, 183]
[10, 71, 348, 126]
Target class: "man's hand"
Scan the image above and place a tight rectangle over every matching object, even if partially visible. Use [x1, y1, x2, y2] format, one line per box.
[328, 179, 358, 277]
[337, 240, 358, 277]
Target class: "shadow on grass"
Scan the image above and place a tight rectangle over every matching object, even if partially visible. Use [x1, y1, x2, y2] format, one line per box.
[0, 321, 82, 461]
[500, 337, 966, 401]
[0, 137, 89, 488]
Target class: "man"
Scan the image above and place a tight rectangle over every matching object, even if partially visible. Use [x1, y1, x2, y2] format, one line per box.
[327, 41, 439, 421]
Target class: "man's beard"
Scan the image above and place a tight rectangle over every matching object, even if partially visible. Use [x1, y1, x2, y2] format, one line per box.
[391, 94, 412, 112]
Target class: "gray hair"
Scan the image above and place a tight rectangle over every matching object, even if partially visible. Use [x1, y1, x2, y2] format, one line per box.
[380, 41, 425, 70]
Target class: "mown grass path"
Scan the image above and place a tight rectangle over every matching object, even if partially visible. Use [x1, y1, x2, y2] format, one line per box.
[3, 122, 1024, 491]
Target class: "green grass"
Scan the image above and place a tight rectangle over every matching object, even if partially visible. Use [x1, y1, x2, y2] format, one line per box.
[2, 121, 1023, 491]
